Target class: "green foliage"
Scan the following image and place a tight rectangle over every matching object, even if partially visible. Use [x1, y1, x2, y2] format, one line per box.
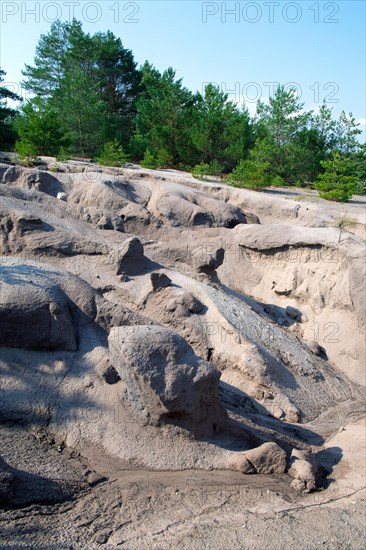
[156, 148, 173, 168]
[22, 20, 70, 99]
[178, 163, 194, 173]
[228, 159, 271, 189]
[133, 75, 254, 171]
[256, 85, 308, 146]
[58, 65, 105, 156]
[348, 143, 366, 195]
[272, 175, 287, 187]
[91, 30, 141, 147]
[319, 189, 349, 202]
[334, 215, 357, 242]
[334, 111, 362, 156]
[134, 63, 195, 166]
[15, 97, 63, 156]
[191, 84, 254, 171]
[21, 20, 140, 157]
[129, 133, 147, 161]
[56, 146, 70, 161]
[140, 149, 158, 169]
[315, 153, 357, 202]
[97, 140, 128, 167]
[13, 20, 363, 197]
[192, 160, 223, 179]
[0, 68, 22, 150]
[253, 85, 311, 183]
[192, 163, 210, 179]
[208, 160, 224, 175]
[15, 139, 39, 165]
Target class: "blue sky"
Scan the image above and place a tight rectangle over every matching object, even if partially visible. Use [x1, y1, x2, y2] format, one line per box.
[1, 1, 365, 138]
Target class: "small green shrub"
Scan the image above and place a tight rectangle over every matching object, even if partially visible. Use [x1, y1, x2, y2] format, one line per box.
[15, 140, 39, 166]
[208, 160, 224, 176]
[192, 163, 211, 180]
[192, 160, 223, 180]
[335, 215, 357, 242]
[140, 149, 158, 169]
[178, 163, 194, 173]
[354, 178, 366, 195]
[319, 189, 353, 202]
[228, 159, 271, 190]
[129, 133, 147, 160]
[315, 153, 357, 203]
[156, 148, 173, 168]
[271, 175, 287, 187]
[56, 146, 71, 162]
[97, 140, 128, 167]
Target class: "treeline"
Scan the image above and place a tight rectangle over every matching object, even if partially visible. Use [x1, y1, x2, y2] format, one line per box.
[0, 20, 365, 202]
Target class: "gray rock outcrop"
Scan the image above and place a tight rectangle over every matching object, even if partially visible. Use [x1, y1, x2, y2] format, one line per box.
[192, 245, 225, 272]
[116, 237, 149, 275]
[226, 442, 287, 474]
[288, 449, 321, 492]
[150, 272, 172, 291]
[0, 280, 76, 351]
[108, 325, 226, 436]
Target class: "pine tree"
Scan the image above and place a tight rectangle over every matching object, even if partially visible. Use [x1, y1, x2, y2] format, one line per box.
[334, 111, 362, 156]
[92, 31, 141, 147]
[253, 85, 310, 182]
[315, 152, 357, 202]
[192, 84, 254, 171]
[15, 97, 63, 156]
[0, 69, 22, 150]
[133, 63, 194, 165]
[21, 20, 71, 98]
[20, 20, 140, 157]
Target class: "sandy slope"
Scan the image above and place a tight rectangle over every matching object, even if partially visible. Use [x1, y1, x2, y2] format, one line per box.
[0, 159, 365, 548]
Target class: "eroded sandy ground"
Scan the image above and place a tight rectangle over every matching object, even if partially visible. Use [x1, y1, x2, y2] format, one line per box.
[0, 159, 365, 548]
